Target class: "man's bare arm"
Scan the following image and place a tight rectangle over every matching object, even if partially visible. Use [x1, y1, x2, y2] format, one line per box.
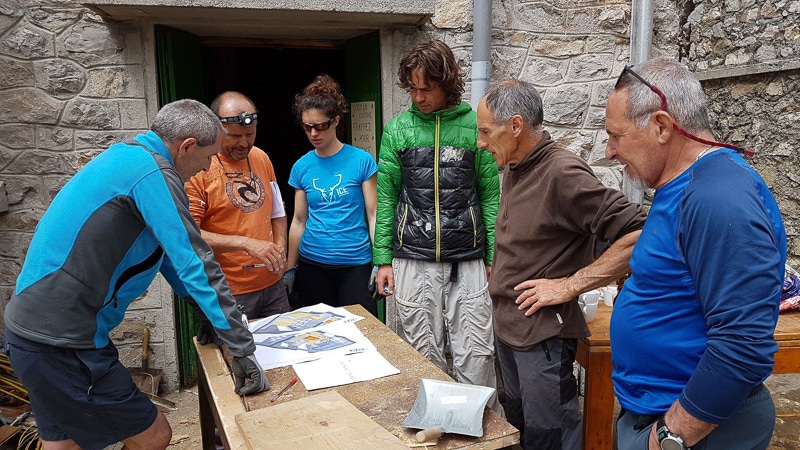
[514, 230, 640, 316]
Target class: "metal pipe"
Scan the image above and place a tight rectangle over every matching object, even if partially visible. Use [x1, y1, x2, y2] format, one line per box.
[630, 0, 653, 65]
[623, 0, 654, 203]
[470, 0, 492, 109]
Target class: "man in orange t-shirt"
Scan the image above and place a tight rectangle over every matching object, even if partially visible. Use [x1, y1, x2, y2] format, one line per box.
[185, 91, 289, 319]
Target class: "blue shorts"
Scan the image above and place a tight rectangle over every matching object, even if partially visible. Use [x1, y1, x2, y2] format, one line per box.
[4, 331, 158, 450]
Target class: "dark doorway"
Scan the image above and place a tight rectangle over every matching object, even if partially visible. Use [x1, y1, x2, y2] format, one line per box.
[201, 45, 347, 223]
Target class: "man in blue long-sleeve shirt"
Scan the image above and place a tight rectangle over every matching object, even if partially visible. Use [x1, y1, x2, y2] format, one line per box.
[4, 99, 269, 450]
[605, 58, 786, 450]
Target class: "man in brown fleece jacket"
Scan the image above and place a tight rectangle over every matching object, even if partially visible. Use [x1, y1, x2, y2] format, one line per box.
[477, 79, 647, 449]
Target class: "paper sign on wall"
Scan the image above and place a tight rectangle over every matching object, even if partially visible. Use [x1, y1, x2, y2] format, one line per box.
[350, 101, 376, 158]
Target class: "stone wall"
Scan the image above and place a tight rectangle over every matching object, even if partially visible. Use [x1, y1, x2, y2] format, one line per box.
[0, 0, 179, 390]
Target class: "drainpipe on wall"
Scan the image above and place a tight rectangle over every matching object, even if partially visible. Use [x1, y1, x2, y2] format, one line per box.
[630, 0, 654, 65]
[623, 0, 654, 203]
[470, 0, 492, 110]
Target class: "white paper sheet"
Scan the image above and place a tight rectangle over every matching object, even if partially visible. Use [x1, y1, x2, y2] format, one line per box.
[292, 350, 400, 390]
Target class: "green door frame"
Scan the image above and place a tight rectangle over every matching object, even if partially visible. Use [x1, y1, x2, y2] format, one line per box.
[155, 26, 386, 385]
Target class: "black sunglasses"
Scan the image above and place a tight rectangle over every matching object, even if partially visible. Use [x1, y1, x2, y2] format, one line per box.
[619, 65, 753, 157]
[301, 117, 335, 133]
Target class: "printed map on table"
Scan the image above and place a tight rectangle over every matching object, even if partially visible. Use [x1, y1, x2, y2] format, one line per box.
[249, 304, 373, 370]
[251, 310, 346, 335]
[257, 330, 355, 353]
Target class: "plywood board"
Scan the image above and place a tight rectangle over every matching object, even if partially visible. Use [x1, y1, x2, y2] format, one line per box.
[235, 391, 408, 449]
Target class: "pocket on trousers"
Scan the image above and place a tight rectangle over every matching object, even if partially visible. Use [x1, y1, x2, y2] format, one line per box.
[394, 292, 426, 332]
[462, 283, 495, 356]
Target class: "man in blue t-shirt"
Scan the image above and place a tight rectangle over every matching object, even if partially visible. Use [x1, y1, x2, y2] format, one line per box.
[605, 58, 786, 450]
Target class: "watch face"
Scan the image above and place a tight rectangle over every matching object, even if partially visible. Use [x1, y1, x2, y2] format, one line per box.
[660, 436, 685, 450]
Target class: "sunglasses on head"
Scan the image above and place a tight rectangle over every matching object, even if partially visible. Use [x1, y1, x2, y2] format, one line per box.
[619, 65, 753, 157]
[301, 117, 335, 133]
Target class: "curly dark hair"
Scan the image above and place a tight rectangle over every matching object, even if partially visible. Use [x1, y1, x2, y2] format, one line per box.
[397, 40, 465, 108]
[292, 74, 348, 123]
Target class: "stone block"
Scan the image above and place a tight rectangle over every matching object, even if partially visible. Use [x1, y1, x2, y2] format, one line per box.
[6, 150, 67, 174]
[0, 257, 21, 285]
[585, 35, 618, 53]
[0, 175, 45, 209]
[431, 0, 471, 29]
[0, 208, 44, 233]
[568, 53, 613, 81]
[0, 56, 33, 88]
[0, 284, 12, 311]
[0, 0, 25, 35]
[0, 88, 64, 125]
[59, 19, 126, 67]
[0, 20, 54, 59]
[590, 79, 615, 107]
[549, 128, 596, 156]
[585, 105, 607, 128]
[62, 149, 102, 173]
[33, 58, 86, 99]
[0, 231, 31, 259]
[0, 124, 35, 148]
[37, 125, 74, 151]
[532, 37, 585, 57]
[543, 85, 591, 126]
[86, 66, 145, 98]
[591, 165, 623, 190]
[75, 130, 137, 149]
[119, 99, 148, 129]
[27, 6, 82, 33]
[129, 290, 164, 310]
[62, 98, 121, 129]
[43, 175, 72, 202]
[0, 147, 18, 170]
[520, 56, 569, 86]
[490, 47, 527, 80]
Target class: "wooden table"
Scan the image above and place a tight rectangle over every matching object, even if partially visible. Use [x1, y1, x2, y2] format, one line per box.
[575, 304, 800, 450]
[195, 305, 520, 449]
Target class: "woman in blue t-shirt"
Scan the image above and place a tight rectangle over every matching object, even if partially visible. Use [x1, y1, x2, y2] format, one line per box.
[285, 74, 379, 316]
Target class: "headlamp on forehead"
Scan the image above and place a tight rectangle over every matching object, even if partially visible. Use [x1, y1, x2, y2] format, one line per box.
[219, 112, 258, 127]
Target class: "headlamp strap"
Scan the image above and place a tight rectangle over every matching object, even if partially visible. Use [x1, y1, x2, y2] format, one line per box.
[219, 111, 258, 127]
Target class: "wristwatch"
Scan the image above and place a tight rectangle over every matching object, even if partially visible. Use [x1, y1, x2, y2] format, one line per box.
[656, 417, 689, 450]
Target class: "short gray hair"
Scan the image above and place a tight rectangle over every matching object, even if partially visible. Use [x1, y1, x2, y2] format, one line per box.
[484, 79, 544, 129]
[150, 99, 224, 147]
[615, 58, 711, 133]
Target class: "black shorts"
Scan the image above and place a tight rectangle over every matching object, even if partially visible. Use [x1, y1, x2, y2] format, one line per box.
[4, 331, 157, 450]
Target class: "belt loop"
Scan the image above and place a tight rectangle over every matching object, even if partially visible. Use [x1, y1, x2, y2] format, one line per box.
[449, 262, 458, 282]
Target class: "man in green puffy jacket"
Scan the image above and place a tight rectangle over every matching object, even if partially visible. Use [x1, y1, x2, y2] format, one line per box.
[373, 40, 502, 414]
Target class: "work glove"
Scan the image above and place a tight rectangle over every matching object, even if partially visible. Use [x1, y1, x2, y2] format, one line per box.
[196, 318, 221, 346]
[231, 354, 270, 396]
[367, 266, 381, 301]
[283, 267, 296, 295]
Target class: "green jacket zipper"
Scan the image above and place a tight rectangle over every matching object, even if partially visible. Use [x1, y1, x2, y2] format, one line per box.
[434, 114, 441, 262]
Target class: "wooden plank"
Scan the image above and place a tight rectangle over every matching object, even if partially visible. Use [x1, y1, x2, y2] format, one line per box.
[235, 391, 408, 449]
[776, 311, 800, 341]
[195, 338, 248, 450]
